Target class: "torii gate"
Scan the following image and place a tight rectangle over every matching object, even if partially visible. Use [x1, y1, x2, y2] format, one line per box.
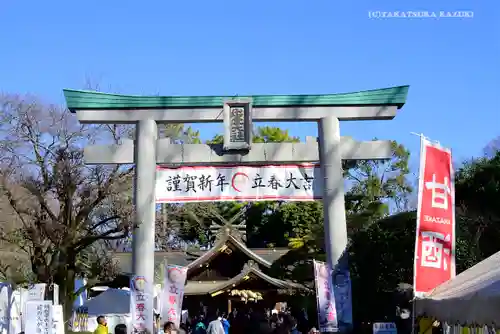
[64, 85, 409, 333]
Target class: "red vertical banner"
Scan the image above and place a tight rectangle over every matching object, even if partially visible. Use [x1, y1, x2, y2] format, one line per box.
[414, 137, 456, 296]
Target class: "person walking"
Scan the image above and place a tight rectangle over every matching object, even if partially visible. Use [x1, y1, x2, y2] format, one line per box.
[220, 313, 230, 334]
[93, 316, 108, 334]
[287, 316, 301, 334]
[164, 321, 176, 333]
[163, 321, 187, 334]
[193, 314, 207, 334]
[206, 312, 225, 334]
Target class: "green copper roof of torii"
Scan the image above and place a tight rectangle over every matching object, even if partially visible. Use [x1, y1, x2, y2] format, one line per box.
[63, 85, 409, 111]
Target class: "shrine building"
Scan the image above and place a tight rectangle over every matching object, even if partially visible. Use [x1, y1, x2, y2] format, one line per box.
[112, 222, 309, 313]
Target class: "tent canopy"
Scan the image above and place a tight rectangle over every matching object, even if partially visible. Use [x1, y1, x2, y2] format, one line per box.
[415, 250, 500, 325]
[80, 288, 130, 316]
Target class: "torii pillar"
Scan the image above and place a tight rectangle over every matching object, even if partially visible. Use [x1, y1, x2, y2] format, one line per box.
[64, 85, 409, 333]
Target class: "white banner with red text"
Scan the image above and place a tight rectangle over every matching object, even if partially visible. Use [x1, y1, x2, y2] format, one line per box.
[313, 260, 338, 332]
[130, 275, 154, 333]
[414, 138, 456, 296]
[155, 165, 322, 203]
[161, 265, 187, 328]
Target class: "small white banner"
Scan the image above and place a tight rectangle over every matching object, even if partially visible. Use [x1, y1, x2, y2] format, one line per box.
[25, 300, 53, 334]
[131, 276, 154, 333]
[161, 265, 187, 328]
[27, 283, 46, 301]
[156, 164, 322, 203]
[313, 260, 338, 332]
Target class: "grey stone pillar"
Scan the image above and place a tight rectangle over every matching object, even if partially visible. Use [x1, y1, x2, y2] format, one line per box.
[318, 116, 351, 333]
[132, 119, 157, 333]
[318, 116, 348, 275]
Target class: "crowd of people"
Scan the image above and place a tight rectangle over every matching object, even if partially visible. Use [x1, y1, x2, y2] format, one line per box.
[92, 307, 321, 334]
[164, 307, 320, 334]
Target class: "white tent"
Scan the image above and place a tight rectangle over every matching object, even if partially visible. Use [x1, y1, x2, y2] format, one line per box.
[81, 288, 130, 316]
[74, 289, 131, 333]
[415, 250, 500, 325]
[80, 286, 162, 316]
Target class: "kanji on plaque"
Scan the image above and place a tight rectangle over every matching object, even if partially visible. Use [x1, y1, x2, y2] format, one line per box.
[414, 138, 456, 296]
[156, 165, 322, 203]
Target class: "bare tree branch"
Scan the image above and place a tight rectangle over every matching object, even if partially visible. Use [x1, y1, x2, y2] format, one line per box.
[0, 92, 133, 314]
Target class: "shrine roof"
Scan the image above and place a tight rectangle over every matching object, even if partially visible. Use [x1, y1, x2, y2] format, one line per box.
[180, 262, 309, 295]
[64, 85, 409, 111]
[208, 262, 308, 295]
[186, 233, 278, 272]
[184, 281, 227, 295]
[112, 248, 289, 274]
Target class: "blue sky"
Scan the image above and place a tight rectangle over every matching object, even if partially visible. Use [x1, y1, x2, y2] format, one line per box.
[1, 0, 498, 172]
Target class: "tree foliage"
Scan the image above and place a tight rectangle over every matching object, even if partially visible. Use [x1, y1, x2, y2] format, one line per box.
[0, 92, 202, 320]
[346, 140, 413, 214]
[267, 139, 413, 296]
[278, 140, 413, 251]
[179, 126, 413, 252]
[271, 148, 500, 322]
[207, 126, 300, 145]
[0, 93, 135, 317]
[454, 151, 500, 262]
[158, 124, 202, 144]
[111, 125, 203, 252]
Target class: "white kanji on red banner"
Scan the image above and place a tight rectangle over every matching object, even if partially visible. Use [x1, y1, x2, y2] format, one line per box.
[414, 137, 456, 296]
[425, 174, 452, 210]
[420, 231, 451, 270]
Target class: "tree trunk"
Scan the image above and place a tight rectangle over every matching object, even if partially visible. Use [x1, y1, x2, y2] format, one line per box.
[53, 249, 77, 331]
[31, 248, 50, 283]
[58, 268, 76, 331]
[473, 224, 484, 260]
